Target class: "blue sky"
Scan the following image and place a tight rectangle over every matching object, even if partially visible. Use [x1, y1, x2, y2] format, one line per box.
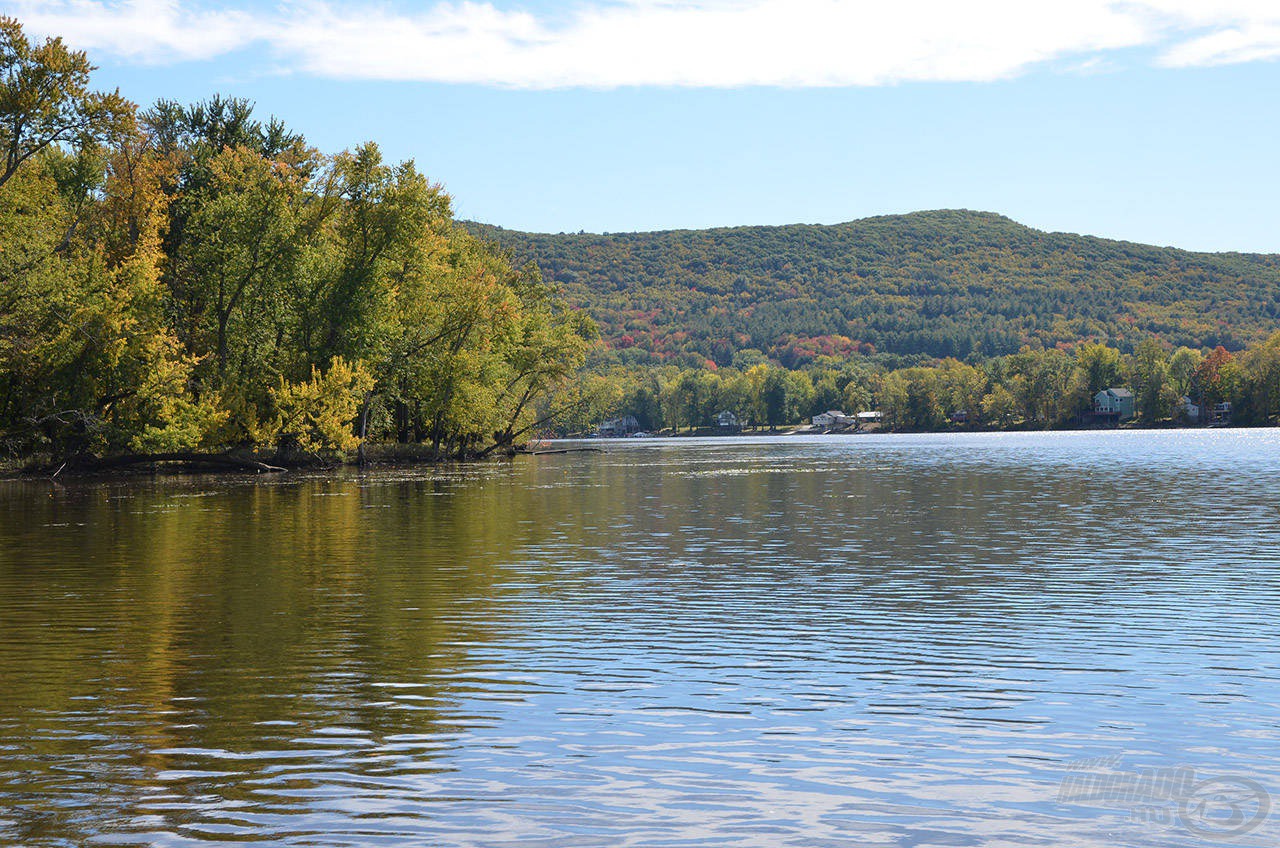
[15, 1, 1280, 251]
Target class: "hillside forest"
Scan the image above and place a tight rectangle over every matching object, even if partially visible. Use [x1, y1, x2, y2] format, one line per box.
[468, 212, 1280, 366]
[471, 211, 1280, 433]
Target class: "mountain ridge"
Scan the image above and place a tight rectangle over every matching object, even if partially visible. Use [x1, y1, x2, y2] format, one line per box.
[464, 209, 1280, 365]
[468, 209, 1275, 256]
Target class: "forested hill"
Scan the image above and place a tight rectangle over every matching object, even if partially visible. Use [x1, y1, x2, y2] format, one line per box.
[465, 211, 1280, 366]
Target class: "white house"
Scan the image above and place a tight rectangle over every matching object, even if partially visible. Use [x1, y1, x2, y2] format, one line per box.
[1179, 396, 1201, 423]
[856, 411, 883, 424]
[597, 415, 639, 437]
[812, 410, 855, 428]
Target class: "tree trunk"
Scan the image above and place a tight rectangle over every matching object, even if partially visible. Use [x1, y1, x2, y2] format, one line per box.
[356, 391, 372, 468]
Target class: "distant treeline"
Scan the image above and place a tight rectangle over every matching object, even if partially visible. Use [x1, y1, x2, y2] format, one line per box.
[0, 18, 595, 466]
[467, 211, 1280, 366]
[561, 336, 1280, 433]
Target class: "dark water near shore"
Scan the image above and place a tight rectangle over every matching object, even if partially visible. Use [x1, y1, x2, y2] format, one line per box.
[1, 430, 1279, 847]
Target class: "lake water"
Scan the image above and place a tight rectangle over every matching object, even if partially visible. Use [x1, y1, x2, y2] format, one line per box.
[1, 430, 1279, 847]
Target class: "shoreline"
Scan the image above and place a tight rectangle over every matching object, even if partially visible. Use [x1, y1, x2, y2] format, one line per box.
[566, 420, 1245, 440]
[8, 425, 1271, 482]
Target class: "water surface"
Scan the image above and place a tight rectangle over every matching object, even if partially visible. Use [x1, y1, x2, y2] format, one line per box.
[1, 430, 1279, 846]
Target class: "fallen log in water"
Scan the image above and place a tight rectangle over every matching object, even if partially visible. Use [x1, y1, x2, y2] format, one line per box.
[55, 452, 289, 475]
[523, 447, 605, 455]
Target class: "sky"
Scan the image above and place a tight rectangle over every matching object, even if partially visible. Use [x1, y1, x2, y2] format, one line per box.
[12, 0, 1280, 252]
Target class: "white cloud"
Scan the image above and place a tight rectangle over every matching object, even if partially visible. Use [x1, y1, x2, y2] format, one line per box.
[11, 0, 1280, 87]
[1159, 25, 1280, 67]
[255, 0, 1156, 87]
[1141, 0, 1280, 66]
[11, 0, 259, 62]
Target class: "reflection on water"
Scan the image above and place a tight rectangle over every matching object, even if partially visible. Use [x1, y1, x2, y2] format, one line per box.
[1, 430, 1279, 847]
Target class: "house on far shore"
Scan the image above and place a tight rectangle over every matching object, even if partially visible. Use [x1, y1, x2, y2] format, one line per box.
[1211, 401, 1233, 425]
[1093, 388, 1135, 422]
[812, 410, 855, 429]
[1179, 396, 1201, 424]
[597, 415, 639, 437]
[856, 411, 883, 426]
[715, 410, 741, 432]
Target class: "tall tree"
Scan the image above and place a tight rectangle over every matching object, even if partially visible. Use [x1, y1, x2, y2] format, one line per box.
[0, 17, 132, 196]
[1128, 338, 1172, 423]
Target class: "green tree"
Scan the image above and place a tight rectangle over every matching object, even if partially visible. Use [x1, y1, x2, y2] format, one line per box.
[809, 371, 842, 417]
[1168, 347, 1203, 398]
[1128, 338, 1172, 423]
[486, 286, 598, 451]
[903, 368, 946, 429]
[842, 379, 872, 415]
[937, 358, 986, 420]
[174, 144, 308, 383]
[874, 371, 910, 430]
[1240, 332, 1280, 425]
[981, 385, 1018, 427]
[0, 17, 132, 195]
[760, 367, 789, 429]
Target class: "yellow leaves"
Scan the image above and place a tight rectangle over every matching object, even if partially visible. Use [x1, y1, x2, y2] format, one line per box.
[94, 320, 224, 453]
[99, 136, 171, 271]
[129, 393, 229, 454]
[204, 385, 271, 447]
[981, 384, 1018, 426]
[270, 357, 375, 455]
[208, 144, 303, 194]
